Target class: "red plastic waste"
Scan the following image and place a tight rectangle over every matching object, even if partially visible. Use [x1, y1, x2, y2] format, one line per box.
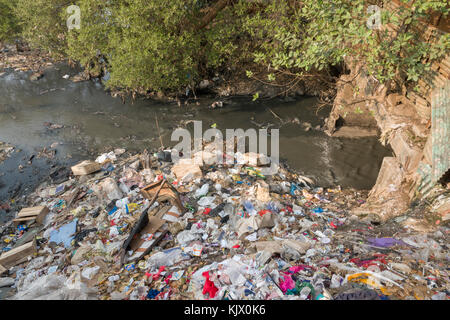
[202, 271, 218, 298]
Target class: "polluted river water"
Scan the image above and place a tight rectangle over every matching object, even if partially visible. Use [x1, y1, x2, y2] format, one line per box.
[0, 63, 391, 219]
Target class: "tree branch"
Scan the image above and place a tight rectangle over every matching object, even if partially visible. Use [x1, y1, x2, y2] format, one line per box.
[195, 0, 232, 31]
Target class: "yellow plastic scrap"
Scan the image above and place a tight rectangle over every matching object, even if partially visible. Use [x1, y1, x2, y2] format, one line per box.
[302, 189, 314, 200]
[346, 272, 390, 295]
[71, 207, 85, 217]
[126, 203, 139, 213]
[245, 167, 265, 179]
[232, 175, 241, 182]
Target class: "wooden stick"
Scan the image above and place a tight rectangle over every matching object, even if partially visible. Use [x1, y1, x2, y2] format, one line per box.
[155, 114, 164, 150]
[268, 108, 283, 123]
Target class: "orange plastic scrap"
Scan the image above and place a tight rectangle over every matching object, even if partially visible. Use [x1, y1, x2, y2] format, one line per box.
[379, 286, 391, 296]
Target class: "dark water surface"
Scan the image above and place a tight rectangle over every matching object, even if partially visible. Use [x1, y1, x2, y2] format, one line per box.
[0, 64, 392, 211]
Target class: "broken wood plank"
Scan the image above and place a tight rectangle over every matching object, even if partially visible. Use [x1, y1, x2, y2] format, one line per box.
[13, 216, 37, 227]
[15, 206, 49, 225]
[0, 264, 6, 275]
[0, 239, 36, 269]
[65, 187, 81, 208]
[154, 206, 170, 219]
[71, 160, 101, 176]
[140, 149, 151, 169]
[17, 206, 48, 218]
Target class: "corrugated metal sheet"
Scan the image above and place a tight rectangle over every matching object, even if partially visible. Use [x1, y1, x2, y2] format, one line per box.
[431, 80, 450, 183]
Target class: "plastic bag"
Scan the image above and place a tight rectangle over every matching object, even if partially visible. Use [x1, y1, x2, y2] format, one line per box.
[195, 184, 209, 198]
[177, 230, 201, 245]
[243, 200, 257, 216]
[147, 247, 186, 268]
[12, 274, 98, 300]
[81, 266, 100, 280]
[198, 196, 216, 208]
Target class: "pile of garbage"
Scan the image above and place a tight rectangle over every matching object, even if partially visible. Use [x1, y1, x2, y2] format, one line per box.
[0, 146, 448, 300]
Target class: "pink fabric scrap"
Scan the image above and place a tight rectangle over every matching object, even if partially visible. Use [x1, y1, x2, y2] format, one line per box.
[289, 265, 311, 273]
[279, 275, 295, 293]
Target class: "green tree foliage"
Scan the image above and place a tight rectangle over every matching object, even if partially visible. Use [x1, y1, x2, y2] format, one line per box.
[64, 0, 241, 91]
[65, 0, 112, 78]
[105, 0, 204, 91]
[6, 0, 450, 93]
[0, 0, 20, 42]
[14, 0, 72, 56]
[237, 0, 449, 84]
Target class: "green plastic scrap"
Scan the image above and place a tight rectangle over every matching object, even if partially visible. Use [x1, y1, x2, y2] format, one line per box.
[295, 280, 316, 299]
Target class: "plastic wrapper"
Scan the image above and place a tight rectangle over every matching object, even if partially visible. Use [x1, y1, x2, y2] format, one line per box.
[197, 196, 216, 208]
[146, 247, 187, 268]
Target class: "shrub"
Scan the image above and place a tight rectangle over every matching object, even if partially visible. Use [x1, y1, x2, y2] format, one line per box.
[0, 0, 20, 43]
[15, 0, 72, 56]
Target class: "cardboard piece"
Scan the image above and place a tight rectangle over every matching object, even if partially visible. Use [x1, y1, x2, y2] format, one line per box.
[171, 159, 202, 182]
[120, 179, 184, 265]
[141, 180, 184, 212]
[122, 207, 168, 263]
[0, 239, 37, 269]
[282, 239, 311, 254]
[71, 160, 101, 176]
[252, 239, 311, 255]
[129, 216, 165, 252]
[0, 264, 6, 275]
[242, 152, 270, 166]
[253, 241, 283, 254]
[13, 206, 49, 226]
[256, 181, 271, 203]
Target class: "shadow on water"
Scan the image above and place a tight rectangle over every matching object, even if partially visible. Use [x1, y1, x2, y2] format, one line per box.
[0, 63, 392, 209]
